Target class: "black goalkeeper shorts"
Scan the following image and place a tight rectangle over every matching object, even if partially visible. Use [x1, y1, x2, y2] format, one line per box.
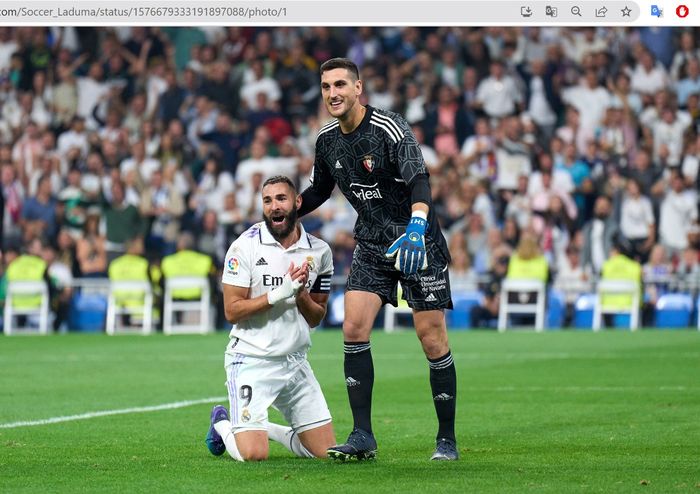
[346, 241, 453, 311]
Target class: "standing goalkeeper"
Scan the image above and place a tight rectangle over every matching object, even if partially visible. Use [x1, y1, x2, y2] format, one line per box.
[299, 58, 457, 461]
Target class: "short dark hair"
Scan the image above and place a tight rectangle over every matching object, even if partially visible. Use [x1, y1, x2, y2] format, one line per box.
[320, 57, 360, 81]
[262, 175, 297, 193]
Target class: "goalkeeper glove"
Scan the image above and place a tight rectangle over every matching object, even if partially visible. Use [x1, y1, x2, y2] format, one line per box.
[385, 212, 428, 275]
[267, 274, 303, 305]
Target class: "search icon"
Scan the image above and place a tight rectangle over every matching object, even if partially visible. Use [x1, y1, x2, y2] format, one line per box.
[571, 5, 582, 15]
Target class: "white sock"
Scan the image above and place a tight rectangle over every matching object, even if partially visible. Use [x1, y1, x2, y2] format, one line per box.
[214, 420, 243, 462]
[267, 422, 314, 458]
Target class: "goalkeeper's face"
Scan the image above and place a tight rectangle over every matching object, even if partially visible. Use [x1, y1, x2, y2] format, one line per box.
[321, 68, 362, 119]
[262, 182, 301, 242]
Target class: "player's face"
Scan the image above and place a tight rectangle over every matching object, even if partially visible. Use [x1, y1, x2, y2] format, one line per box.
[262, 182, 301, 241]
[321, 68, 362, 119]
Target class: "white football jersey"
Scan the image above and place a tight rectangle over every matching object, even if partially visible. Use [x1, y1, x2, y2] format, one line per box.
[221, 222, 333, 357]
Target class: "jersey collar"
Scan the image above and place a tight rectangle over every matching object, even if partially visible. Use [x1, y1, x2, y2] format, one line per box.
[260, 221, 313, 250]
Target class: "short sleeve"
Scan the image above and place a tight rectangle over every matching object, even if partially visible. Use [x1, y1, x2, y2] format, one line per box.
[310, 243, 334, 294]
[221, 239, 252, 288]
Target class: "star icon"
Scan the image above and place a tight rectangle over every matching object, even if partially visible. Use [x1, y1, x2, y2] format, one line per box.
[621, 5, 632, 16]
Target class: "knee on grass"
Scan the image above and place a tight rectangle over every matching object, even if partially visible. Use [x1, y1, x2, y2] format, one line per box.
[237, 442, 269, 461]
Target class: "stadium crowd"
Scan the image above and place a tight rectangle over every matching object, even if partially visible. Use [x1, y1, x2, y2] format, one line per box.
[1, 26, 700, 328]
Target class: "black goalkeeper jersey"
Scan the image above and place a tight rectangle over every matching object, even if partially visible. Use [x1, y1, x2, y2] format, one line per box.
[301, 105, 449, 259]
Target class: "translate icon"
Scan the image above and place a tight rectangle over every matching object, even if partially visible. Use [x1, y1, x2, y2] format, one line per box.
[545, 5, 558, 16]
[651, 5, 662, 17]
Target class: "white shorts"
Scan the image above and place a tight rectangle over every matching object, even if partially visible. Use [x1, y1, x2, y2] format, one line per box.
[224, 352, 332, 433]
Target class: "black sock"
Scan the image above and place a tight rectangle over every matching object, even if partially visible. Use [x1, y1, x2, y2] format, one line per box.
[343, 341, 374, 434]
[428, 350, 456, 442]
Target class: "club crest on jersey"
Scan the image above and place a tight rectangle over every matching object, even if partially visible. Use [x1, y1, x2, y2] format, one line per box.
[306, 256, 316, 271]
[361, 155, 375, 172]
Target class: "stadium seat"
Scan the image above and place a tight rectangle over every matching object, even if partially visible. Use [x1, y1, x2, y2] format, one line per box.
[3, 281, 50, 335]
[68, 293, 108, 332]
[497, 279, 546, 332]
[573, 293, 596, 329]
[162, 276, 211, 335]
[546, 289, 566, 330]
[655, 293, 693, 329]
[593, 280, 640, 331]
[446, 291, 482, 329]
[106, 280, 154, 335]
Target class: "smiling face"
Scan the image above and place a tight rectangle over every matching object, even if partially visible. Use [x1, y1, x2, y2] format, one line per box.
[262, 181, 302, 243]
[320, 67, 362, 121]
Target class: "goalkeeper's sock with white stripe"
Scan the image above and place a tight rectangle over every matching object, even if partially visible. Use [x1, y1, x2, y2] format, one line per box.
[344, 341, 374, 434]
[428, 350, 457, 442]
[214, 420, 244, 461]
[267, 422, 314, 458]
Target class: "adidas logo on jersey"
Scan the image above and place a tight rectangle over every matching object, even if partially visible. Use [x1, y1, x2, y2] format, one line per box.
[335, 160, 343, 169]
[425, 293, 437, 302]
[256, 257, 268, 266]
[433, 393, 454, 401]
[345, 377, 360, 387]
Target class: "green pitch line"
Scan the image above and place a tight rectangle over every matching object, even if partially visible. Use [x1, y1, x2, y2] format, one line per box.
[0, 331, 698, 493]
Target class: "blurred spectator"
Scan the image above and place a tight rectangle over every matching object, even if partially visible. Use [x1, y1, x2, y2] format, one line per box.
[676, 246, 700, 295]
[104, 180, 144, 262]
[470, 243, 511, 329]
[57, 116, 89, 162]
[75, 213, 107, 277]
[189, 157, 235, 218]
[240, 58, 281, 111]
[41, 241, 72, 332]
[20, 173, 60, 243]
[561, 69, 611, 148]
[475, 60, 523, 119]
[494, 116, 532, 219]
[120, 140, 161, 184]
[670, 31, 700, 81]
[582, 195, 618, 276]
[1, 162, 25, 247]
[448, 240, 478, 291]
[618, 178, 655, 263]
[140, 169, 185, 258]
[196, 209, 226, 265]
[200, 112, 245, 172]
[76, 62, 110, 130]
[629, 49, 670, 99]
[659, 171, 698, 257]
[642, 244, 672, 325]
[676, 57, 700, 108]
[458, 117, 496, 180]
[554, 244, 588, 325]
[504, 174, 532, 230]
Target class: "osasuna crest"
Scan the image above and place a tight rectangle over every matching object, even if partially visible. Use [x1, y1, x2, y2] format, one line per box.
[362, 155, 374, 172]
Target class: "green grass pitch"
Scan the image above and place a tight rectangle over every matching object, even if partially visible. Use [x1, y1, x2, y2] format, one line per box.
[1, 330, 699, 493]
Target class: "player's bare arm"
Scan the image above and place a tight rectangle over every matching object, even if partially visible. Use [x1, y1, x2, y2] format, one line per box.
[223, 262, 304, 324]
[296, 291, 329, 328]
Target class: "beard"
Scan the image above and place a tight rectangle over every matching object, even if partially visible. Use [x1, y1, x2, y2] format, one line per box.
[263, 205, 298, 243]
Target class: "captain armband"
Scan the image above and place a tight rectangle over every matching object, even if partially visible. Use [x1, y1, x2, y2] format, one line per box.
[310, 274, 332, 293]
